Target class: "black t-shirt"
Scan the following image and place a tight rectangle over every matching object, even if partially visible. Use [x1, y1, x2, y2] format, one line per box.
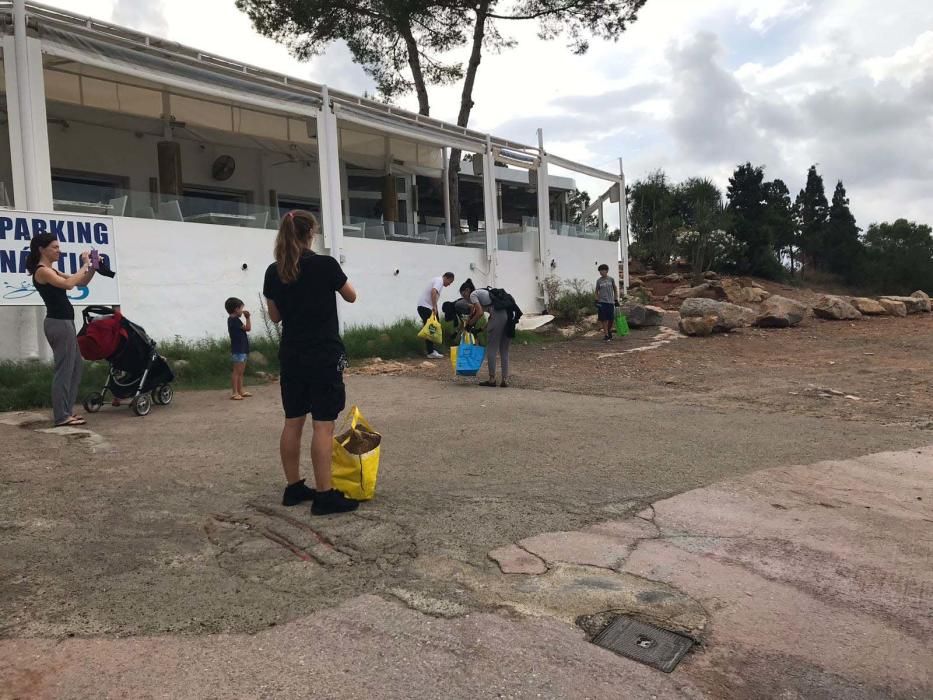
[227, 316, 249, 354]
[263, 252, 348, 370]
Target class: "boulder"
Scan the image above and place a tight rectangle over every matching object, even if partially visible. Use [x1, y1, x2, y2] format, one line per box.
[620, 302, 664, 328]
[878, 298, 908, 317]
[880, 296, 924, 314]
[703, 271, 719, 280]
[849, 297, 887, 316]
[248, 350, 269, 367]
[680, 297, 756, 332]
[628, 277, 645, 288]
[669, 282, 727, 301]
[721, 278, 770, 304]
[754, 295, 809, 328]
[813, 295, 862, 321]
[911, 290, 931, 313]
[663, 272, 684, 283]
[679, 315, 717, 337]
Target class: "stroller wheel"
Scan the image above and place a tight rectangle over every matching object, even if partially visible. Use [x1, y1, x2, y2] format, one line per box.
[131, 394, 152, 417]
[83, 392, 104, 413]
[152, 384, 174, 406]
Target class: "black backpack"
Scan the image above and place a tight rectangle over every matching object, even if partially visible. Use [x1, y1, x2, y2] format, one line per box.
[485, 287, 523, 334]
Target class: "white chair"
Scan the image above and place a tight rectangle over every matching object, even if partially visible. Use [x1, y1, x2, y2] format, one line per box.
[158, 200, 183, 222]
[109, 195, 128, 216]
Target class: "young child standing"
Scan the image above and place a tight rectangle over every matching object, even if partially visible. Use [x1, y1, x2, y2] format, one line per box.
[595, 264, 619, 342]
[225, 297, 252, 400]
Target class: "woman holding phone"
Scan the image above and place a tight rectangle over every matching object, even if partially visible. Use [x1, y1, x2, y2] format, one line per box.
[25, 232, 96, 427]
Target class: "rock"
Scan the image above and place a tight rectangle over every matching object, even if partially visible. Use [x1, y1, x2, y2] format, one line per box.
[628, 277, 645, 288]
[642, 272, 659, 281]
[663, 272, 684, 283]
[703, 271, 719, 280]
[669, 282, 727, 301]
[813, 295, 862, 321]
[248, 350, 268, 367]
[680, 297, 756, 332]
[849, 297, 887, 316]
[557, 326, 578, 338]
[679, 315, 717, 337]
[583, 314, 598, 325]
[754, 295, 809, 328]
[721, 278, 770, 304]
[171, 359, 190, 370]
[878, 298, 908, 317]
[619, 302, 663, 328]
[880, 295, 924, 314]
[911, 290, 931, 313]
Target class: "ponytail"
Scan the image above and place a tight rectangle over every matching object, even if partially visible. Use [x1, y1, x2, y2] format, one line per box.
[274, 210, 317, 284]
[25, 232, 57, 274]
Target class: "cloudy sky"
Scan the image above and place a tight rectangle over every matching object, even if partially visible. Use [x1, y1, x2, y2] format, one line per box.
[48, 0, 933, 229]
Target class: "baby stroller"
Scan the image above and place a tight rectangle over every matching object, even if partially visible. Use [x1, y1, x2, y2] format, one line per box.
[77, 306, 175, 417]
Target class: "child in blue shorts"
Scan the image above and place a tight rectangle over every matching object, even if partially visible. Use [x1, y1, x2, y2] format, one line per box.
[225, 297, 252, 400]
[594, 264, 619, 341]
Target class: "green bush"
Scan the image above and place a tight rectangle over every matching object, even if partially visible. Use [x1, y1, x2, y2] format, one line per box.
[547, 278, 595, 323]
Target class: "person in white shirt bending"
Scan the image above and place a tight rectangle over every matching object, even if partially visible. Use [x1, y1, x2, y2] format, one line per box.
[417, 272, 455, 359]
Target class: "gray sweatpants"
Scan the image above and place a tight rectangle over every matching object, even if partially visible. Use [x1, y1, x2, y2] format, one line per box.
[485, 308, 512, 381]
[44, 318, 83, 425]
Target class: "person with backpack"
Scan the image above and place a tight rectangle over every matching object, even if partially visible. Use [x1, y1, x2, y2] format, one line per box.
[463, 280, 522, 388]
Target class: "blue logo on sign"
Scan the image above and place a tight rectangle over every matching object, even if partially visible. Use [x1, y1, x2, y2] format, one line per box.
[2, 281, 89, 301]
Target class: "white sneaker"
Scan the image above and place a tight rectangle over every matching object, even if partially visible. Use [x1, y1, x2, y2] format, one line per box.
[427, 351, 444, 359]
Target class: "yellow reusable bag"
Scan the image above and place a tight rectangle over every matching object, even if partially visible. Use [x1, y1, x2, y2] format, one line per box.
[417, 313, 444, 346]
[331, 406, 382, 501]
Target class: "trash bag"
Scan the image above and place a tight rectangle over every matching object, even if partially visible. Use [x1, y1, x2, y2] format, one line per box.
[417, 313, 444, 346]
[455, 332, 485, 376]
[331, 406, 381, 501]
[615, 314, 630, 337]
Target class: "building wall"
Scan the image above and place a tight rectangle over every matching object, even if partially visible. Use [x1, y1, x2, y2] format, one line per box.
[0, 214, 615, 358]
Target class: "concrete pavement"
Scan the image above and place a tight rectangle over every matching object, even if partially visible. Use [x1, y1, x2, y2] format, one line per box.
[2, 444, 930, 699]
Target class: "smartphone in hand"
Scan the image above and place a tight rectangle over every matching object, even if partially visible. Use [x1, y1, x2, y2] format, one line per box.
[89, 249, 100, 270]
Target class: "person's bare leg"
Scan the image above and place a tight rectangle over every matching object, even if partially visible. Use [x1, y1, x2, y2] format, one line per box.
[237, 364, 246, 395]
[310, 419, 335, 492]
[280, 417, 305, 484]
[231, 365, 240, 397]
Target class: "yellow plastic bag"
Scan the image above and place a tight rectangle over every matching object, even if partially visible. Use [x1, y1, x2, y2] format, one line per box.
[417, 313, 444, 346]
[331, 406, 382, 501]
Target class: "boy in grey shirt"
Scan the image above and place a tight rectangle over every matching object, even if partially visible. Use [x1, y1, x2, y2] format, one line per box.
[595, 264, 619, 341]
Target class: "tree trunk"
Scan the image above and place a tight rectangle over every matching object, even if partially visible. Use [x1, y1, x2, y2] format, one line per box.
[400, 25, 430, 116]
[447, 2, 490, 236]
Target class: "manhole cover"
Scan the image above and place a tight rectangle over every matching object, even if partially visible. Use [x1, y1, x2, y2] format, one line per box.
[591, 616, 694, 673]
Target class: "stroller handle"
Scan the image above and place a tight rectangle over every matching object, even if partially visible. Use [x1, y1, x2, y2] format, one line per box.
[82, 305, 119, 322]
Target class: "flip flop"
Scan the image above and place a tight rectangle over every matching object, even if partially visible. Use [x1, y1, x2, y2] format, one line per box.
[240, 392, 253, 398]
[55, 417, 86, 427]
[230, 394, 244, 401]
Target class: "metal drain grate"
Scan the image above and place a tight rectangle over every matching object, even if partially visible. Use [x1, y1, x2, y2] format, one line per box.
[591, 616, 694, 673]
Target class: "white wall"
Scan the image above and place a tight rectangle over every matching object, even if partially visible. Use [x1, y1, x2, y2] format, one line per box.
[548, 234, 618, 291]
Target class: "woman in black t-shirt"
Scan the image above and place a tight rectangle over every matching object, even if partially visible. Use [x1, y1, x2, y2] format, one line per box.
[25, 232, 96, 427]
[262, 210, 359, 516]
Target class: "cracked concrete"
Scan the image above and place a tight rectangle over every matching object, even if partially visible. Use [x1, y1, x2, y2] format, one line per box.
[1, 377, 932, 698]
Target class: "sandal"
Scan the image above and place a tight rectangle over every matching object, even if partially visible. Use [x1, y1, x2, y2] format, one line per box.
[240, 392, 253, 398]
[478, 380, 497, 387]
[230, 394, 244, 401]
[55, 416, 86, 427]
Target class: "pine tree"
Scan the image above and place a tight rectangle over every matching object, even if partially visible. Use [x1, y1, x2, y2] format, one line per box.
[727, 163, 781, 278]
[796, 165, 829, 271]
[763, 178, 796, 273]
[823, 181, 863, 280]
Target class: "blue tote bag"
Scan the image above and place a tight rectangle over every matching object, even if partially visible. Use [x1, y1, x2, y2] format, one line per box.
[455, 332, 485, 376]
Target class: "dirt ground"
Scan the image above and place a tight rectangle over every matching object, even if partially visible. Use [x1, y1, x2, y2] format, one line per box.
[2, 311, 932, 647]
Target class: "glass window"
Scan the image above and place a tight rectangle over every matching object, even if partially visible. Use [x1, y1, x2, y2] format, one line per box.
[277, 196, 320, 219]
[52, 170, 127, 213]
[181, 186, 249, 217]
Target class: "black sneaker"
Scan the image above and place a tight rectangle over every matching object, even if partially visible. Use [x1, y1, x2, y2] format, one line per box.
[603, 335, 611, 342]
[282, 479, 316, 506]
[311, 488, 360, 516]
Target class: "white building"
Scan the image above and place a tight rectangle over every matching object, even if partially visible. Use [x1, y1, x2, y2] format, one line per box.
[0, 1, 629, 360]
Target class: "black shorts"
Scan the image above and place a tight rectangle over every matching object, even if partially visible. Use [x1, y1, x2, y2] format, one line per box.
[280, 367, 346, 421]
[597, 302, 616, 321]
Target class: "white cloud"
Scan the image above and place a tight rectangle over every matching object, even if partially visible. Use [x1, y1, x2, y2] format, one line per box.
[739, 0, 812, 32]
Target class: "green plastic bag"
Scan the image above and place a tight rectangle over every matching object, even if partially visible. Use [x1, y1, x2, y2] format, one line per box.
[615, 313, 630, 336]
